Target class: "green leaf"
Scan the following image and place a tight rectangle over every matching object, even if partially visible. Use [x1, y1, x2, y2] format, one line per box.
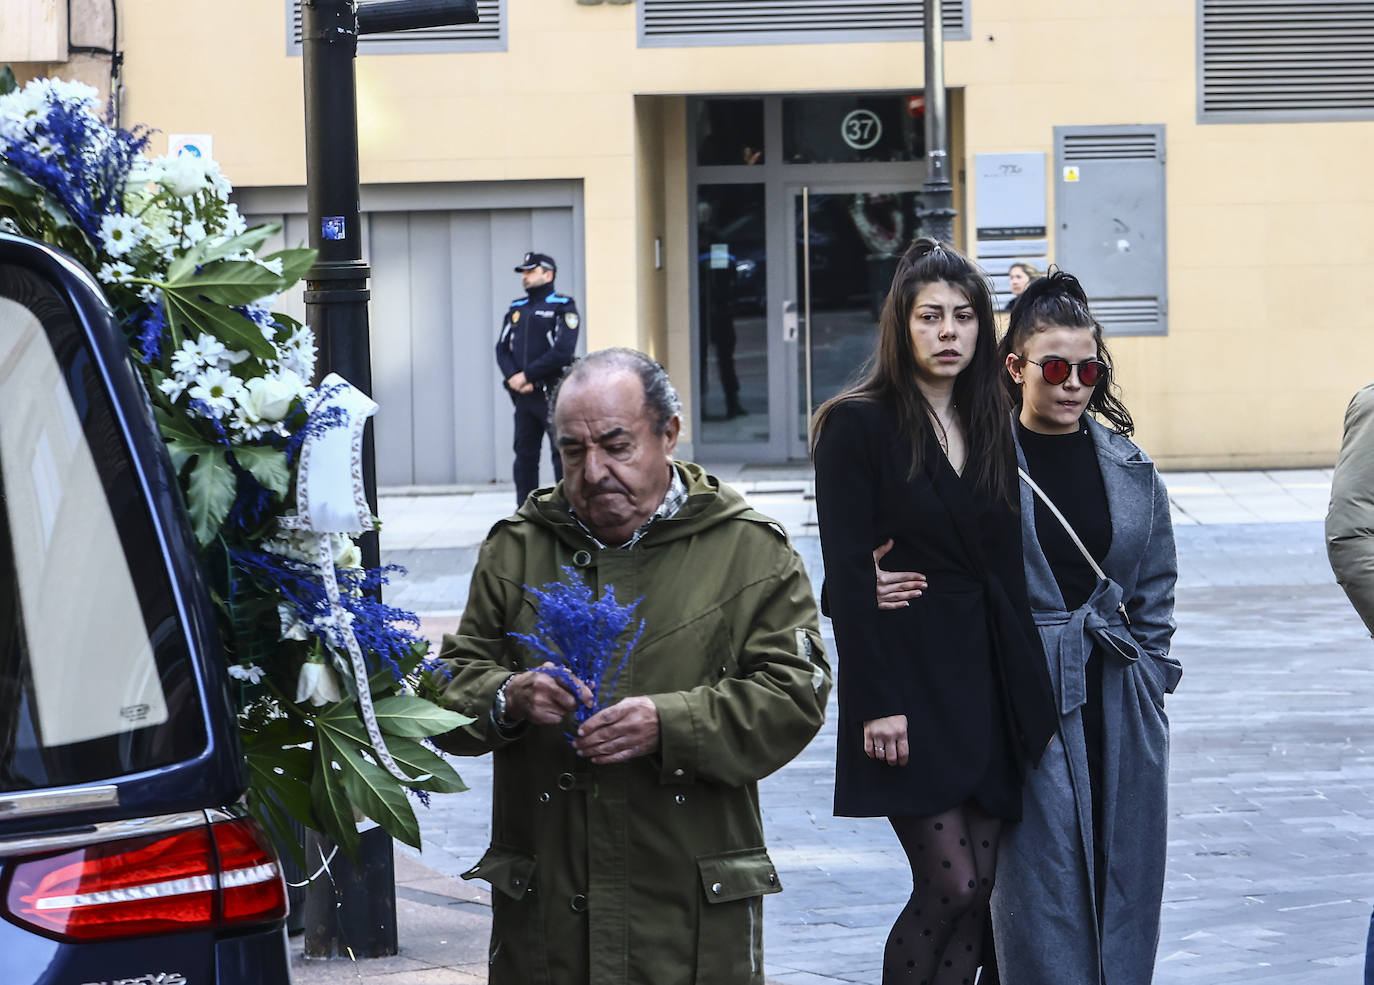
[335, 746, 422, 849]
[309, 701, 467, 794]
[186, 449, 236, 544]
[316, 705, 421, 848]
[371, 734, 468, 794]
[162, 287, 275, 359]
[310, 740, 360, 860]
[0, 165, 95, 265]
[244, 724, 316, 870]
[246, 790, 306, 871]
[370, 695, 473, 739]
[166, 223, 279, 283]
[245, 726, 315, 823]
[169, 256, 285, 307]
[262, 247, 317, 287]
[154, 405, 217, 473]
[232, 445, 291, 498]
[0, 66, 16, 96]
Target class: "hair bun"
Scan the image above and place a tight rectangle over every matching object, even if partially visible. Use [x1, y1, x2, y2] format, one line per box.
[1026, 267, 1088, 306]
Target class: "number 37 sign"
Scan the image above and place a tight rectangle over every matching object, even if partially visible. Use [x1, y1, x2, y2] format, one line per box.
[841, 109, 883, 151]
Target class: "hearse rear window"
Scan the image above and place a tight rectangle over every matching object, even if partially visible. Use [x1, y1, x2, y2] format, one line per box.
[0, 266, 204, 792]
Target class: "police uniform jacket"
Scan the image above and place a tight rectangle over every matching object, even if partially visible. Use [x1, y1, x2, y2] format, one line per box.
[496, 281, 580, 390]
[433, 462, 831, 985]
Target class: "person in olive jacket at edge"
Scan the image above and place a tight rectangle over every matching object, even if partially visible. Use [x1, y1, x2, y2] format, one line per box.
[433, 347, 832, 985]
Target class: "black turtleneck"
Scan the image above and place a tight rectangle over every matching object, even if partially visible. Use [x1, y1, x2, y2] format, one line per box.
[526, 281, 555, 302]
[1019, 419, 1111, 611]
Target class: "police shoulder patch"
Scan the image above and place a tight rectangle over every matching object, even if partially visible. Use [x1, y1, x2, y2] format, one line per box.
[511, 311, 520, 323]
[564, 312, 580, 329]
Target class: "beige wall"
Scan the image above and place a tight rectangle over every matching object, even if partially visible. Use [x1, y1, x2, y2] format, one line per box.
[21, 0, 1374, 466]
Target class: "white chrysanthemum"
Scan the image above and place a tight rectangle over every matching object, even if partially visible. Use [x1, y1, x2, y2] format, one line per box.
[258, 256, 284, 276]
[0, 83, 56, 140]
[98, 213, 148, 258]
[227, 663, 265, 684]
[261, 525, 320, 565]
[220, 203, 247, 238]
[229, 405, 272, 441]
[41, 78, 100, 109]
[183, 218, 207, 243]
[188, 366, 243, 418]
[96, 260, 135, 284]
[171, 333, 228, 375]
[158, 374, 189, 403]
[273, 324, 317, 380]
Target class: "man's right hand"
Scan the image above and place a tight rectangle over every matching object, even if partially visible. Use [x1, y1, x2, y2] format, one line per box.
[503, 662, 594, 725]
[506, 372, 535, 394]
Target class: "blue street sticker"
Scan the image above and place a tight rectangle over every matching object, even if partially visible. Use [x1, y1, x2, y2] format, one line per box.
[322, 216, 346, 240]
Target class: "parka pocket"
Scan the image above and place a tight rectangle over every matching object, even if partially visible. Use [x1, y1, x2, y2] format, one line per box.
[694, 848, 781, 984]
[462, 844, 536, 901]
[464, 846, 549, 985]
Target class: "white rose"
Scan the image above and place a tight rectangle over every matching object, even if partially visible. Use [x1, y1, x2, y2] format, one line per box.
[238, 373, 301, 423]
[332, 536, 362, 570]
[156, 153, 209, 198]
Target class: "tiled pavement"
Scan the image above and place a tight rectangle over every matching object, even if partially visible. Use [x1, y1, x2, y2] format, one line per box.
[294, 467, 1374, 984]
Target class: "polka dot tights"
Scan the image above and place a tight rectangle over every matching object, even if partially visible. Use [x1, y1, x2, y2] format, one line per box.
[883, 804, 1001, 985]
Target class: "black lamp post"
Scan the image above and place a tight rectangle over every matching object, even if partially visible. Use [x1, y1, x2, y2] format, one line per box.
[298, 0, 478, 959]
[919, 0, 958, 245]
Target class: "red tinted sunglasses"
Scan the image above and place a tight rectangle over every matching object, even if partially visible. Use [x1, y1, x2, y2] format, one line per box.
[1025, 357, 1108, 387]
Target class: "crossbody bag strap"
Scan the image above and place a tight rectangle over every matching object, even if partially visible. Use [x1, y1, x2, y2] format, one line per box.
[1018, 466, 1131, 626]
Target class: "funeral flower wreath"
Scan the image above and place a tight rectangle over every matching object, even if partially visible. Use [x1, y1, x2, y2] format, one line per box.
[0, 70, 471, 862]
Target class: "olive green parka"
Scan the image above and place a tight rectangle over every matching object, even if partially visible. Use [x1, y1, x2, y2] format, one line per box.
[433, 463, 831, 985]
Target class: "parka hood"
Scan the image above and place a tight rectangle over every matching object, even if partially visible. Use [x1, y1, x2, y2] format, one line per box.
[513, 461, 761, 550]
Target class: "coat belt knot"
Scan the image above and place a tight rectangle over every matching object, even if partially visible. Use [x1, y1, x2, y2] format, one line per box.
[1035, 578, 1143, 715]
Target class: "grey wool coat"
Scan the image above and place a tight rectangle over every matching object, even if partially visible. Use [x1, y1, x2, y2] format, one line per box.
[991, 418, 1181, 985]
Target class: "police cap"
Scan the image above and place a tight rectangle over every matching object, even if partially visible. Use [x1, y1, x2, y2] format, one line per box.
[514, 251, 557, 273]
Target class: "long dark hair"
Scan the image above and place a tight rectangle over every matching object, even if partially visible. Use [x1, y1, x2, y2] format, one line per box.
[810, 237, 1016, 504]
[997, 269, 1135, 435]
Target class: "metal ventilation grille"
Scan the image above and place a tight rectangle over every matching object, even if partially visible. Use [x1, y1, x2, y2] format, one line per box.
[1201, 0, 1374, 118]
[1093, 299, 1163, 332]
[289, 0, 503, 52]
[641, 0, 969, 46]
[1062, 132, 1162, 162]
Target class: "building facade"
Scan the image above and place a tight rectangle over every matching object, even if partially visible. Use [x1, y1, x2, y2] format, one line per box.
[7, 0, 1374, 481]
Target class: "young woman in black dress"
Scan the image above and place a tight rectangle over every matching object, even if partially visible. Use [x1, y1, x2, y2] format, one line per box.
[811, 238, 1056, 985]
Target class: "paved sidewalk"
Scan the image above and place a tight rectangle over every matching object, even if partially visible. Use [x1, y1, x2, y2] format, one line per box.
[294, 467, 1374, 984]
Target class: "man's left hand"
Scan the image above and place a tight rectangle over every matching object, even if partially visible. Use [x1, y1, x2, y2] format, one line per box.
[572, 696, 660, 764]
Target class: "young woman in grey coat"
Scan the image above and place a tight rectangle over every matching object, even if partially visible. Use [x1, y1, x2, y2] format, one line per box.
[878, 270, 1180, 983]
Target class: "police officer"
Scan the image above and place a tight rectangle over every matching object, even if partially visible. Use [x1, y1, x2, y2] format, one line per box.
[496, 251, 580, 504]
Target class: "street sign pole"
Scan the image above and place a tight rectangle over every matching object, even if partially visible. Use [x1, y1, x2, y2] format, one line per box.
[919, 0, 958, 245]
[299, 0, 478, 959]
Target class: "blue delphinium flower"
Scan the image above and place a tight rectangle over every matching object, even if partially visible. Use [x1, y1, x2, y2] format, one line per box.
[129, 300, 167, 364]
[231, 548, 424, 686]
[510, 565, 646, 733]
[0, 86, 150, 243]
[284, 385, 348, 464]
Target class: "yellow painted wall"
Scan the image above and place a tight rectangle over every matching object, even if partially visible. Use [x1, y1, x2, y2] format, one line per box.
[33, 0, 1374, 466]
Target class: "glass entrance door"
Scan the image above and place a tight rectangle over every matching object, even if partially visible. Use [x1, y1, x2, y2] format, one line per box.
[786, 187, 925, 457]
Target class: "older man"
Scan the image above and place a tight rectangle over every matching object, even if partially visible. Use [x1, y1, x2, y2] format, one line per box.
[434, 348, 830, 985]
